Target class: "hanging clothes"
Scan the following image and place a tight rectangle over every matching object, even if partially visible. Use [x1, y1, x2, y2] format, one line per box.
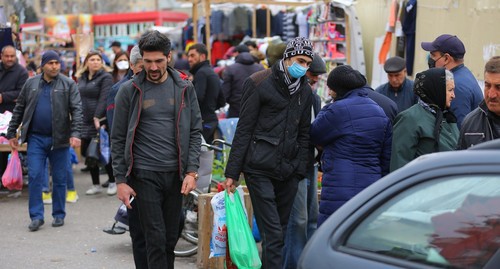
[282, 12, 298, 42]
[256, 7, 268, 38]
[296, 9, 309, 38]
[272, 10, 285, 37]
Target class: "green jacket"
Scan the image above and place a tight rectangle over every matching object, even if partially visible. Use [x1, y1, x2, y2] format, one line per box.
[390, 104, 459, 171]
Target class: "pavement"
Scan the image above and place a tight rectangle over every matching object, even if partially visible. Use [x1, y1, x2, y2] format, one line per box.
[0, 162, 197, 269]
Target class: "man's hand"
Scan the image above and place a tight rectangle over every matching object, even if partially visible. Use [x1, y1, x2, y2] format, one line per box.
[8, 138, 18, 150]
[224, 177, 236, 193]
[181, 174, 197, 195]
[93, 117, 100, 130]
[0, 94, 3, 104]
[70, 137, 81, 148]
[117, 183, 136, 209]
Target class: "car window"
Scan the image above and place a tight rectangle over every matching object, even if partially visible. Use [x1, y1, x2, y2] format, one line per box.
[345, 175, 500, 268]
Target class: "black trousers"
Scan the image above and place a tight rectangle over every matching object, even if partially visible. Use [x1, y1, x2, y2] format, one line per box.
[128, 198, 148, 269]
[245, 173, 299, 269]
[131, 168, 183, 269]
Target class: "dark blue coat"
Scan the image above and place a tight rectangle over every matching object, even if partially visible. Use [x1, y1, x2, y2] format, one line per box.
[310, 88, 392, 226]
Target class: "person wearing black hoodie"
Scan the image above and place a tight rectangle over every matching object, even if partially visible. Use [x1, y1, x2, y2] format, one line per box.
[222, 51, 264, 118]
[188, 43, 225, 143]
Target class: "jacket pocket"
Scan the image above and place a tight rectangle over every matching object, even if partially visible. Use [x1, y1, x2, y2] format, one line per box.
[247, 135, 280, 171]
[464, 132, 485, 148]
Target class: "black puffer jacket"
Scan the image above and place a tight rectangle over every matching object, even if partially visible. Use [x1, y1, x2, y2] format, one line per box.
[190, 60, 225, 123]
[225, 62, 313, 181]
[222, 52, 265, 118]
[78, 69, 113, 139]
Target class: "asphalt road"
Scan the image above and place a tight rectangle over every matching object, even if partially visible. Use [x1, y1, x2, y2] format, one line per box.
[0, 163, 198, 269]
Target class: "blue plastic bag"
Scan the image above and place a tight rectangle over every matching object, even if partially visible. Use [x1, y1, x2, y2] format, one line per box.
[225, 189, 262, 269]
[99, 127, 110, 165]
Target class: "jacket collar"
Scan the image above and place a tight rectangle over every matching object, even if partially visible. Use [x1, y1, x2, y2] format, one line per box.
[133, 66, 189, 89]
[189, 60, 210, 75]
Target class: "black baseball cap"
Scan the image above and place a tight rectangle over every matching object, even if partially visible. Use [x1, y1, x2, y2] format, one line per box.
[421, 34, 466, 59]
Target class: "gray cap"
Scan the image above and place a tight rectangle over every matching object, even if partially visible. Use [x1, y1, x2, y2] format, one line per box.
[384, 56, 406, 73]
[308, 53, 327, 75]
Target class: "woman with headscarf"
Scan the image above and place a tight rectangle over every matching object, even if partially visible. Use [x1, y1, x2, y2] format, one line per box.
[75, 50, 116, 195]
[390, 67, 458, 172]
[310, 65, 393, 227]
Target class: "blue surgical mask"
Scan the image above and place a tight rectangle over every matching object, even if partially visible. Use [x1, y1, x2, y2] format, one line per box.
[287, 61, 308, 79]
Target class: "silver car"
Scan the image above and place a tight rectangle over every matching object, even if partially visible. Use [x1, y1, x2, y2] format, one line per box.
[299, 140, 500, 269]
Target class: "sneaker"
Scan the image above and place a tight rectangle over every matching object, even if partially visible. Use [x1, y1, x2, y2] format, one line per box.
[66, 190, 79, 203]
[107, 183, 117, 196]
[42, 192, 52, 204]
[85, 185, 102, 195]
[101, 180, 110, 188]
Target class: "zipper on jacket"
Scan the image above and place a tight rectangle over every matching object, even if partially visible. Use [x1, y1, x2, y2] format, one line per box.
[126, 82, 143, 178]
[176, 86, 188, 179]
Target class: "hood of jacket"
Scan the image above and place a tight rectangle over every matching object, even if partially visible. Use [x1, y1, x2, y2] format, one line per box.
[235, 52, 257, 65]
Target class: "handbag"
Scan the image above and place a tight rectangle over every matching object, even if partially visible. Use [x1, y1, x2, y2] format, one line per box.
[85, 134, 100, 168]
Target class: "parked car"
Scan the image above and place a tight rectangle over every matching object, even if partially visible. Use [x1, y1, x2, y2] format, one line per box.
[299, 139, 500, 269]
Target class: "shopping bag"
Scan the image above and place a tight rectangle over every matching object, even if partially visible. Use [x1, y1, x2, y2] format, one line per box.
[1, 150, 23, 190]
[209, 191, 227, 258]
[85, 134, 100, 168]
[225, 189, 262, 269]
[99, 127, 110, 165]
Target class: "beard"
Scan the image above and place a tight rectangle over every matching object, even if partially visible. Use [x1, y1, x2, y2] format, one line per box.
[147, 69, 166, 82]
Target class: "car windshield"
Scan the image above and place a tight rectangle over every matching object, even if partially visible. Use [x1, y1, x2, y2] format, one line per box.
[345, 175, 500, 269]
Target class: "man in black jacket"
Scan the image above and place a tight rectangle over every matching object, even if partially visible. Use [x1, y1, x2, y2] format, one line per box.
[222, 51, 264, 118]
[187, 43, 225, 143]
[459, 56, 500, 149]
[0, 45, 29, 186]
[7, 50, 82, 231]
[224, 37, 314, 269]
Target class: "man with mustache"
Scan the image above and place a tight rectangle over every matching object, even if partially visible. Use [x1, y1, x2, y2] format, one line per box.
[459, 56, 500, 149]
[112, 31, 202, 269]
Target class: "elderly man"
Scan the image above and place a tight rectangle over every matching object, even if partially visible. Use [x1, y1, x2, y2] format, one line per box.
[375, 56, 417, 113]
[459, 56, 500, 149]
[421, 34, 483, 128]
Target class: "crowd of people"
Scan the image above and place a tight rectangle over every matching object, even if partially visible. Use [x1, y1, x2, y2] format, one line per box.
[0, 30, 498, 269]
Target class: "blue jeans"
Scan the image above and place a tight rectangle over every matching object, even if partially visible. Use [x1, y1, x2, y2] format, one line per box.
[283, 165, 319, 269]
[42, 148, 75, 192]
[27, 134, 69, 220]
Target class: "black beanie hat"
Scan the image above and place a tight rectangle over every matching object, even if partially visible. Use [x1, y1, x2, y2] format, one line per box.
[40, 50, 60, 67]
[327, 65, 367, 98]
[283, 37, 314, 60]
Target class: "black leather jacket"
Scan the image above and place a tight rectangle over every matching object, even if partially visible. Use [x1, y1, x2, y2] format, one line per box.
[458, 101, 498, 149]
[7, 73, 83, 148]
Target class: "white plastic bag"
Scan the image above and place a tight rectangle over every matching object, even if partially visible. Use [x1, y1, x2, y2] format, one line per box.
[209, 191, 227, 258]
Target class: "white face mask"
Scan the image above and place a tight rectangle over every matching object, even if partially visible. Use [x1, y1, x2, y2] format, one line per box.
[116, 61, 129, 70]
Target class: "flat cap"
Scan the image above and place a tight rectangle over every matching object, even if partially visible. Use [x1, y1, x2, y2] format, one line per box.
[384, 56, 406, 73]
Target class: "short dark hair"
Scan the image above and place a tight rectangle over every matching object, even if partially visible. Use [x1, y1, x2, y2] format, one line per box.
[244, 40, 257, 49]
[138, 30, 171, 57]
[485, 56, 500, 74]
[188, 43, 208, 56]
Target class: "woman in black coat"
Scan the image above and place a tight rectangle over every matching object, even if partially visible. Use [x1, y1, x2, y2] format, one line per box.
[75, 50, 116, 196]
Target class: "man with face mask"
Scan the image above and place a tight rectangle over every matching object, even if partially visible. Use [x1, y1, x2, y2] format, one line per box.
[421, 34, 482, 128]
[224, 36, 314, 269]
